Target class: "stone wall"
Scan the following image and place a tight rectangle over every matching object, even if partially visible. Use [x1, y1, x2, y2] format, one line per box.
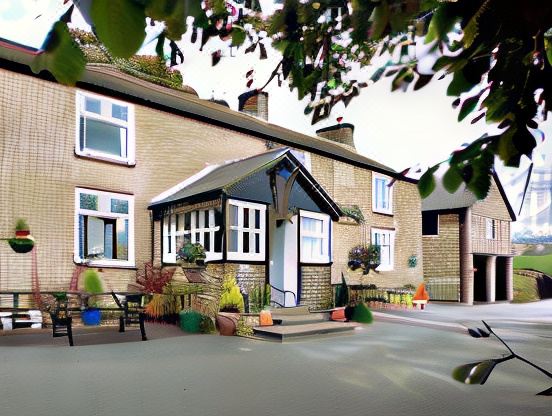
[422, 213, 460, 279]
[0, 68, 266, 293]
[300, 266, 332, 309]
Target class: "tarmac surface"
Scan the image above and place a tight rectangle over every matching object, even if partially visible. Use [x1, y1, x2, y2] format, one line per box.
[0, 302, 551, 416]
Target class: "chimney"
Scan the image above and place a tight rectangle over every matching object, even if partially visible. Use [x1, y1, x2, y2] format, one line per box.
[316, 123, 356, 151]
[238, 90, 269, 121]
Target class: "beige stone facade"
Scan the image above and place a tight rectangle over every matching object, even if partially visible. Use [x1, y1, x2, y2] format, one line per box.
[0, 63, 423, 310]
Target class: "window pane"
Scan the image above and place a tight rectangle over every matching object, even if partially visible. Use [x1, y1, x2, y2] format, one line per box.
[85, 97, 101, 114]
[243, 208, 249, 228]
[255, 210, 261, 229]
[111, 198, 128, 214]
[184, 212, 191, 230]
[302, 236, 322, 259]
[204, 210, 209, 228]
[80, 193, 98, 210]
[229, 230, 238, 252]
[230, 205, 239, 226]
[104, 222, 114, 259]
[84, 118, 126, 157]
[302, 217, 322, 234]
[243, 232, 250, 253]
[255, 233, 260, 253]
[176, 213, 184, 232]
[112, 103, 128, 121]
[195, 232, 200, 243]
[214, 229, 223, 252]
[204, 232, 210, 252]
[116, 218, 129, 260]
[87, 216, 105, 258]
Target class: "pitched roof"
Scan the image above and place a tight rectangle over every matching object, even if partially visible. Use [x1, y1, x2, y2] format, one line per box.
[421, 165, 516, 220]
[0, 37, 411, 182]
[150, 147, 288, 206]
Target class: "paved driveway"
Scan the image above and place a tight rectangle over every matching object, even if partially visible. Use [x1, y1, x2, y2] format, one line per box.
[1, 316, 550, 416]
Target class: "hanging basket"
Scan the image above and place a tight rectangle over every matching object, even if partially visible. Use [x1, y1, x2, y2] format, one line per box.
[8, 238, 34, 254]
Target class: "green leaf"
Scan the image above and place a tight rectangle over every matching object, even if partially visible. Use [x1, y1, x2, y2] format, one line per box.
[31, 21, 86, 85]
[231, 29, 246, 47]
[418, 165, 439, 199]
[452, 360, 497, 385]
[425, 4, 458, 44]
[447, 70, 475, 97]
[91, 0, 146, 59]
[442, 166, 463, 193]
[458, 95, 479, 121]
[545, 34, 552, 66]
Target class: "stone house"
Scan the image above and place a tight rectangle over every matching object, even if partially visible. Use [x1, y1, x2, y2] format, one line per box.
[0, 38, 423, 310]
[422, 168, 516, 304]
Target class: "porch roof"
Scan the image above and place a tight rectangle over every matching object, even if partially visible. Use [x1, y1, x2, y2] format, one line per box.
[149, 148, 343, 220]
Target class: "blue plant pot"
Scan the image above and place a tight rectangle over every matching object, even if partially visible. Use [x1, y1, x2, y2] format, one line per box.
[81, 308, 101, 326]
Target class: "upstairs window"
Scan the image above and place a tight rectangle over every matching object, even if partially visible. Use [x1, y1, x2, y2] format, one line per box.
[300, 211, 331, 263]
[74, 188, 134, 267]
[76, 92, 135, 165]
[227, 199, 266, 261]
[486, 218, 497, 240]
[163, 208, 223, 263]
[371, 228, 395, 271]
[372, 173, 393, 215]
[422, 212, 439, 236]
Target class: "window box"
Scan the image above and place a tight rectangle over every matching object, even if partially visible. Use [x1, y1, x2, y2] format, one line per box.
[300, 211, 331, 263]
[372, 173, 393, 215]
[75, 91, 135, 165]
[371, 228, 395, 271]
[74, 188, 134, 267]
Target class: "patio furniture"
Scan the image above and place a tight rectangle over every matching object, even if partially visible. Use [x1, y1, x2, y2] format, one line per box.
[111, 292, 147, 341]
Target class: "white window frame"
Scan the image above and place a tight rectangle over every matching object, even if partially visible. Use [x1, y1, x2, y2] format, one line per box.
[163, 209, 223, 263]
[75, 91, 135, 165]
[372, 173, 393, 215]
[74, 188, 135, 267]
[486, 218, 497, 240]
[226, 199, 266, 261]
[300, 210, 331, 263]
[371, 228, 395, 271]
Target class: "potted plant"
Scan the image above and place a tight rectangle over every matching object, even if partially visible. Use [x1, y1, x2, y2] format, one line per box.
[7, 218, 34, 254]
[81, 269, 105, 325]
[176, 242, 206, 266]
[216, 275, 244, 336]
[348, 244, 380, 274]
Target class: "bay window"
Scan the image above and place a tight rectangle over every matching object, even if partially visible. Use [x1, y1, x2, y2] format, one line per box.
[227, 199, 266, 261]
[163, 208, 223, 263]
[74, 188, 134, 267]
[371, 228, 395, 271]
[300, 211, 331, 263]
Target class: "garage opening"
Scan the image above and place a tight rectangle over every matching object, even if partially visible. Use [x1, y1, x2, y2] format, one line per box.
[473, 255, 487, 302]
[496, 257, 508, 301]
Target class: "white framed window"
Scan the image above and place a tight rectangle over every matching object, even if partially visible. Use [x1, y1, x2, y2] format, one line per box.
[163, 208, 223, 263]
[486, 218, 497, 240]
[76, 91, 135, 165]
[371, 228, 395, 271]
[227, 199, 266, 261]
[74, 188, 134, 267]
[300, 211, 331, 263]
[372, 173, 393, 215]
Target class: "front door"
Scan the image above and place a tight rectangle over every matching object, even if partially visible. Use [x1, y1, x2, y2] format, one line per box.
[268, 208, 298, 306]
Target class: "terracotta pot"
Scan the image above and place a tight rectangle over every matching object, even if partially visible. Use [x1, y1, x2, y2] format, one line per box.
[15, 230, 30, 238]
[216, 312, 239, 336]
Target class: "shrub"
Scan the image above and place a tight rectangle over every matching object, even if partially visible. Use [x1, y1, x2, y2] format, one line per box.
[348, 244, 380, 274]
[82, 269, 105, 294]
[219, 276, 244, 313]
[15, 218, 29, 231]
[352, 303, 373, 324]
[179, 310, 203, 333]
[136, 262, 175, 293]
[200, 315, 216, 334]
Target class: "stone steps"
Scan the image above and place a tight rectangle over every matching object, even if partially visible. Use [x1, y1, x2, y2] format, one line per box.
[253, 307, 358, 341]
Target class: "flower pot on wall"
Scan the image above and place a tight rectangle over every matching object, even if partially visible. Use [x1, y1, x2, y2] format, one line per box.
[8, 238, 34, 254]
[81, 308, 101, 325]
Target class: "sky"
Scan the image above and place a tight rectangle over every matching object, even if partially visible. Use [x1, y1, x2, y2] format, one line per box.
[1, 0, 550, 217]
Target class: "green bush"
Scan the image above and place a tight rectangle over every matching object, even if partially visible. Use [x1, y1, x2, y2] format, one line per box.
[82, 269, 105, 294]
[179, 310, 203, 333]
[200, 315, 216, 334]
[352, 302, 373, 324]
[219, 276, 244, 312]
